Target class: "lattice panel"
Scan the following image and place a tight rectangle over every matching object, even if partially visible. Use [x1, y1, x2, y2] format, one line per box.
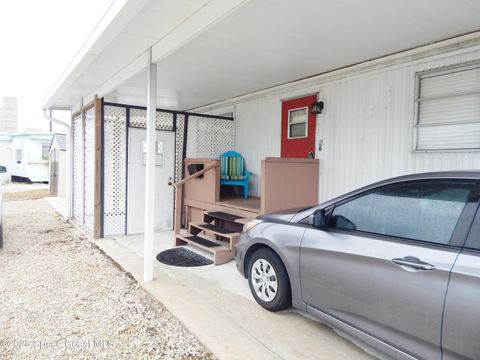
[104, 106, 127, 236]
[129, 108, 146, 128]
[83, 106, 95, 231]
[129, 108, 174, 131]
[72, 113, 83, 223]
[175, 114, 185, 181]
[156, 111, 174, 131]
[186, 116, 235, 158]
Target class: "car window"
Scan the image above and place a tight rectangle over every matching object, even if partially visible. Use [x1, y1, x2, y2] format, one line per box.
[328, 182, 473, 245]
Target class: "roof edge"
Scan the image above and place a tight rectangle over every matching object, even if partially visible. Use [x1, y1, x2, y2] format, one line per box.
[41, 0, 150, 110]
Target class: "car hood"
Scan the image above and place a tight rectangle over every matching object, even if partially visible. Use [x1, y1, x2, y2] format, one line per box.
[257, 206, 312, 224]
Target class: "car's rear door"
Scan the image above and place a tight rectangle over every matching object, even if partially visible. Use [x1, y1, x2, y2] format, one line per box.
[300, 180, 477, 360]
[442, 195, 480, 360]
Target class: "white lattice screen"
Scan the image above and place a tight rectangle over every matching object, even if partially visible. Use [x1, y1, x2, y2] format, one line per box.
[186, 116, 235, 158]
[175, 114, 186, 181]
[83, 107, 95, 231]
[129, 108, 175, 131]
[97, 103, 234, 236]
[72, 113, 83, 223]
[103, 105, 127, 236]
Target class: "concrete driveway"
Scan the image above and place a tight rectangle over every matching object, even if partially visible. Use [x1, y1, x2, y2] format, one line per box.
[94, 232, 376, 360]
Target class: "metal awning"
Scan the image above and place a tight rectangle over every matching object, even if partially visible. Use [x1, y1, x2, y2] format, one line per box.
[43, 0, 480, 112]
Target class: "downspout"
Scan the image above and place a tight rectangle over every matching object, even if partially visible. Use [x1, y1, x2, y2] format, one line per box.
[43, 109, 72, 220]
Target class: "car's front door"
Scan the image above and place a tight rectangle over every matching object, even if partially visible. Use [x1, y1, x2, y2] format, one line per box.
[442, 200, 480, 360]
[300, 181, 476, 360]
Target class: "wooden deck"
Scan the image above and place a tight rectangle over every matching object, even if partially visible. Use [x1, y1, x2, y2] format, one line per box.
[177, 157, 319, 264]
[216, 195, 261, 213]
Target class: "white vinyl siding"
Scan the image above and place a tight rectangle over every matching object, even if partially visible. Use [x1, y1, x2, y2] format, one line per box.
[415, 63, 480, 151]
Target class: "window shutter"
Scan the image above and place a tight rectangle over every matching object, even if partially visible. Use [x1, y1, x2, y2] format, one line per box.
[416, 64, 480, 151]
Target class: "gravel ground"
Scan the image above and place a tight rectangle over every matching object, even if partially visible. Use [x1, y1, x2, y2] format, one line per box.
[0, 197, 215, 360]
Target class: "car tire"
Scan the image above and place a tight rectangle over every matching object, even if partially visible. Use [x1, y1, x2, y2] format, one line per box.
[247, 248, 291, 311]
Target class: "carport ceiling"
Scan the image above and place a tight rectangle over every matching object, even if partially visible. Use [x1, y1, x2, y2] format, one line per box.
[55, 0, 480, 110]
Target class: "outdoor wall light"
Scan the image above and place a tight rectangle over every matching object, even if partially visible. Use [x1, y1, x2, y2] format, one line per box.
[311, 101, 324, 114]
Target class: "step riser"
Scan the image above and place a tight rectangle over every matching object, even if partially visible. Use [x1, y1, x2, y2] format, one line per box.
[190, 228, 231, 245]
[189, 223, 240, 249]
[203, 216, 243, 233]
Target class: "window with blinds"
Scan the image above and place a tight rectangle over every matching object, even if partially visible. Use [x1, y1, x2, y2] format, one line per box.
[415, 63, 480, 151]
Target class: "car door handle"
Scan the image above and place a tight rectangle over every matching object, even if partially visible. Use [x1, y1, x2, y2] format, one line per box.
[391, 257, 436, 271]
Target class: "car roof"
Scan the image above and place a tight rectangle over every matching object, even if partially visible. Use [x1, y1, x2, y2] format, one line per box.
[381, 170, 480, 182]
[291, 170, 480, 222]
[334, 170, 480, 202]
[345, 170, 479, 197]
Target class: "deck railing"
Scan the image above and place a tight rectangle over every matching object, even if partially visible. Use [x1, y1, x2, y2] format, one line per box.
[172, 162, 219, 236]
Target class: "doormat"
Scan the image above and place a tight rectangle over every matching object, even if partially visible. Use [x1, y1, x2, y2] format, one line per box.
[156, 247, 213, 267]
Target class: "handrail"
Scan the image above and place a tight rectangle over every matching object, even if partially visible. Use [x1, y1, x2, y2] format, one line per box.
[173, 162, 219, 187]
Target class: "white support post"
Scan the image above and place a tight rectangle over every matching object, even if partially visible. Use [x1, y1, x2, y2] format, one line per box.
[144, 48, 157, 282]
[66, 120, 73, 219]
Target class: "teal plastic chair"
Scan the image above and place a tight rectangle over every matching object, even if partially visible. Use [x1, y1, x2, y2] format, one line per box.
[220, 151, 250, 199]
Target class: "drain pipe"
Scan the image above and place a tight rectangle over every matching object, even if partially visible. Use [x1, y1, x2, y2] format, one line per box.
[43, 109, 72, 220]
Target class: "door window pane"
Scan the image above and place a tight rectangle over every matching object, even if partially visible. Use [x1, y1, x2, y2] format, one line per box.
[288, 107, 308, 138]
[329, 182, 473, 244]
[289, 123, 306, 138]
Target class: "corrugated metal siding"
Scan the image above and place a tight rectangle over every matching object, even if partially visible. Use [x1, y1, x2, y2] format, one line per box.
[233, 46, 480, 201]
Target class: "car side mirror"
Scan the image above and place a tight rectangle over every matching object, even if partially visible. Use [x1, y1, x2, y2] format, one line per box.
[308, 210, 327, 228]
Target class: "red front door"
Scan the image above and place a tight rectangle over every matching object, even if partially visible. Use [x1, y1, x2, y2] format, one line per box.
[281, 95, 317, 158]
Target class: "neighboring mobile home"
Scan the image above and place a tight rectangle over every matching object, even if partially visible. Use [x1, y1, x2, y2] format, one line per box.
[0, 132, 53, 183]
[41, 0, 480, 274]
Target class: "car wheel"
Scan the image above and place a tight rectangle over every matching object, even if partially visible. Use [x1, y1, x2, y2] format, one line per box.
[247, 248, 291, 311]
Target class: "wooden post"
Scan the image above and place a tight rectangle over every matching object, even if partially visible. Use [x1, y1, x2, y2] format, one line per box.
[93, 96, 103, 238]
[173, 185, 183, 241]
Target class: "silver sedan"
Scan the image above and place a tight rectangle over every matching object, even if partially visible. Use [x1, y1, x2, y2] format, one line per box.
[236, 171, 480, 360]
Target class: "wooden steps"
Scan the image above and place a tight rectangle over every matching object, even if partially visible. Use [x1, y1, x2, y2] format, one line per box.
[175, 211, 254, 265]
[175, 233, 233, 266]
[190, 222, 240, 250]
